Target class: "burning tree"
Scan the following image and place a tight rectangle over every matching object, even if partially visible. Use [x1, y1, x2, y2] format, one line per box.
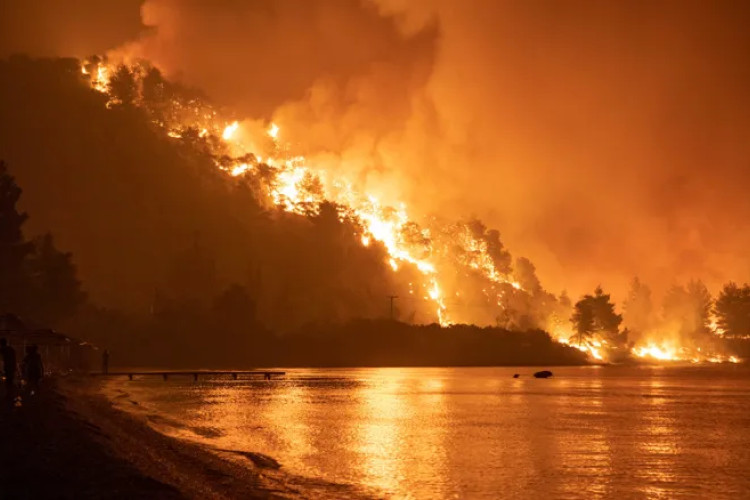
[571, 286, 624, 347]
[662, 280, 712, 344]
[623, 277, 654, 337]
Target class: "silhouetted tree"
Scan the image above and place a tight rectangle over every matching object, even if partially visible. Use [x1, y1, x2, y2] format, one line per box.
[572, 286, 622, 345]
[141, 66, 170, 116]
[515, 257, 542, 295]
[571, 297, 595, 342]
[467, 219, 512, 275]
[26, 233, 86, 325]
[714, 282, 750, 338]
[109, 64, 137, 106]
[0, 161, 34, 313]
[0, 162, 84, 325]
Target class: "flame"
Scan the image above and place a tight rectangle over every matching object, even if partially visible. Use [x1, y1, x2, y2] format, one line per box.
[633, 344, 676, 361]
[268, 123, 280, 139]
[222, 121, 239, 141]
[76, 60, 747, 356]
[556, 336, 605, 361]
[631, 341, 740, 364]
[230, 163, 251, 176]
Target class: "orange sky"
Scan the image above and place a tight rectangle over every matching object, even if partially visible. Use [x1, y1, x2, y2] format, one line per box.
[3, 0, 750, 302]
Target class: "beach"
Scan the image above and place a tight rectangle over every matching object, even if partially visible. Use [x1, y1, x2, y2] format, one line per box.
[0, 377, 332, 500]
[4, 367, 750, 499]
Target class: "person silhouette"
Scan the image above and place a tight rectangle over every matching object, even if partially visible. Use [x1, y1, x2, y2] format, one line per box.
[102, 349, 110, 374]
[0, 338, 17, 394]
[22, 344, 44, 395]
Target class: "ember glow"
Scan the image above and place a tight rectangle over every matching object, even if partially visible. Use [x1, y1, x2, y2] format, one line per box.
[80, 59, 743, 364]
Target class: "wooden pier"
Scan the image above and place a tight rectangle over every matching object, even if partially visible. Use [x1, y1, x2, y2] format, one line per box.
[93, 370, 285, 381]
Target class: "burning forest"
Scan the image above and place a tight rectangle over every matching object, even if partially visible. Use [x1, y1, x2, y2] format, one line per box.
[2, 0, 750, 366]
[71, 57, 743, 365]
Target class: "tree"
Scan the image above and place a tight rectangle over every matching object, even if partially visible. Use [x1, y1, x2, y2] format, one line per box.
[0, 161, 34, 313]
[515, 257, 542, 295]
[623, 277, 653, 334]
[26, 233, 86, 325]
[663, 280, 712, 338]
[714, 282, 750, 338]
[108, 64, 137, 106]
[0, 161, 85, 325]
[686, 279, 712, 334]
[571, 286, 622, 345]
[467, 219, 512, 275]
[571, 297, 595, 342]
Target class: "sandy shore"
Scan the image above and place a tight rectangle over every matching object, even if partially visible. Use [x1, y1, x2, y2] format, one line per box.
[0, 377, 362, 500]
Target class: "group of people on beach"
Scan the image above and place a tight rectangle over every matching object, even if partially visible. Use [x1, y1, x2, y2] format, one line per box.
[1, 338, 44, 399]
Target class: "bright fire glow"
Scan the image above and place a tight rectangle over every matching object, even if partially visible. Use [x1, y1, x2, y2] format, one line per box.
[77, 60, 745, 361]
[222, 121, 239, 140]
[268, 123, 280, 139]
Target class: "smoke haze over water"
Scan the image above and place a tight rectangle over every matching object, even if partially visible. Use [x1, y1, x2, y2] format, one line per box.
[3, 0, 750, 300]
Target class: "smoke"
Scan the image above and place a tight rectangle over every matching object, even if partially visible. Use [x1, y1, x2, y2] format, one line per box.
[5, 0, 750, 302]
[0, 0, 144, 57]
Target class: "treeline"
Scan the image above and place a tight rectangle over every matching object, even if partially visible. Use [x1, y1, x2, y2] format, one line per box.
[566, 278, 749, 360]
[0, 161, 85, 327]
[0, 157, 587, 367]
[73, 312, 589, 368]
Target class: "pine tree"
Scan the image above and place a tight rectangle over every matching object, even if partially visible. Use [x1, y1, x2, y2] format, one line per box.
[0, 161, 34, 314]
[571, 286, 623, 344]
[714, 282, 750, 338]
[0, 161, 85, 325]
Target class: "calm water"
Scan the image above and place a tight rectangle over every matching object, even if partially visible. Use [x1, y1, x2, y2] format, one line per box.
[106, 366, 750, 499]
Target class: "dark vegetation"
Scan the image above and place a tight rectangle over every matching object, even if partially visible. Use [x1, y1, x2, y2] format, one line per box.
[0, 160, 84, 326]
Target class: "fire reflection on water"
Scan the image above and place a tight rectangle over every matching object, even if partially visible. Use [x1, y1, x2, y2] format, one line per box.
[356, 371, 408, 494]
[108, 366, 750, 499]
[636, 377, 680, 498]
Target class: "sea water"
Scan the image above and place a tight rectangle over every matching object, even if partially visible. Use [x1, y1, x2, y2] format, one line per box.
[105, 365, 750, 499]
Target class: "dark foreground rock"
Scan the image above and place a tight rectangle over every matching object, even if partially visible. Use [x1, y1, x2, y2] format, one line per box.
[533, 370, 553, 378]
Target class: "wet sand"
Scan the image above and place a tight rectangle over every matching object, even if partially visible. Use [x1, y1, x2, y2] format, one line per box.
[0, 378, 316, 499]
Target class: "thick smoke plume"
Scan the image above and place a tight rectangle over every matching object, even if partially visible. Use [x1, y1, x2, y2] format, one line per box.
[4, 0, 750, 302]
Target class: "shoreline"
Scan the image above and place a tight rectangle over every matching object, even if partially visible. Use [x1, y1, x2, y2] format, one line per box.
[0, 378, 180, 499]
[1, 377, 370, 500]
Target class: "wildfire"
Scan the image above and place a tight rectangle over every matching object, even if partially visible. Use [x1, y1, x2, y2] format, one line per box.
[76, 60, 745, 363]
[268, 123, 280, 139]
[556, 336, 605, 361]
[631, 341, 740, 364]
[80, 60, 465, 323]
[222, 121, 239, 140]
